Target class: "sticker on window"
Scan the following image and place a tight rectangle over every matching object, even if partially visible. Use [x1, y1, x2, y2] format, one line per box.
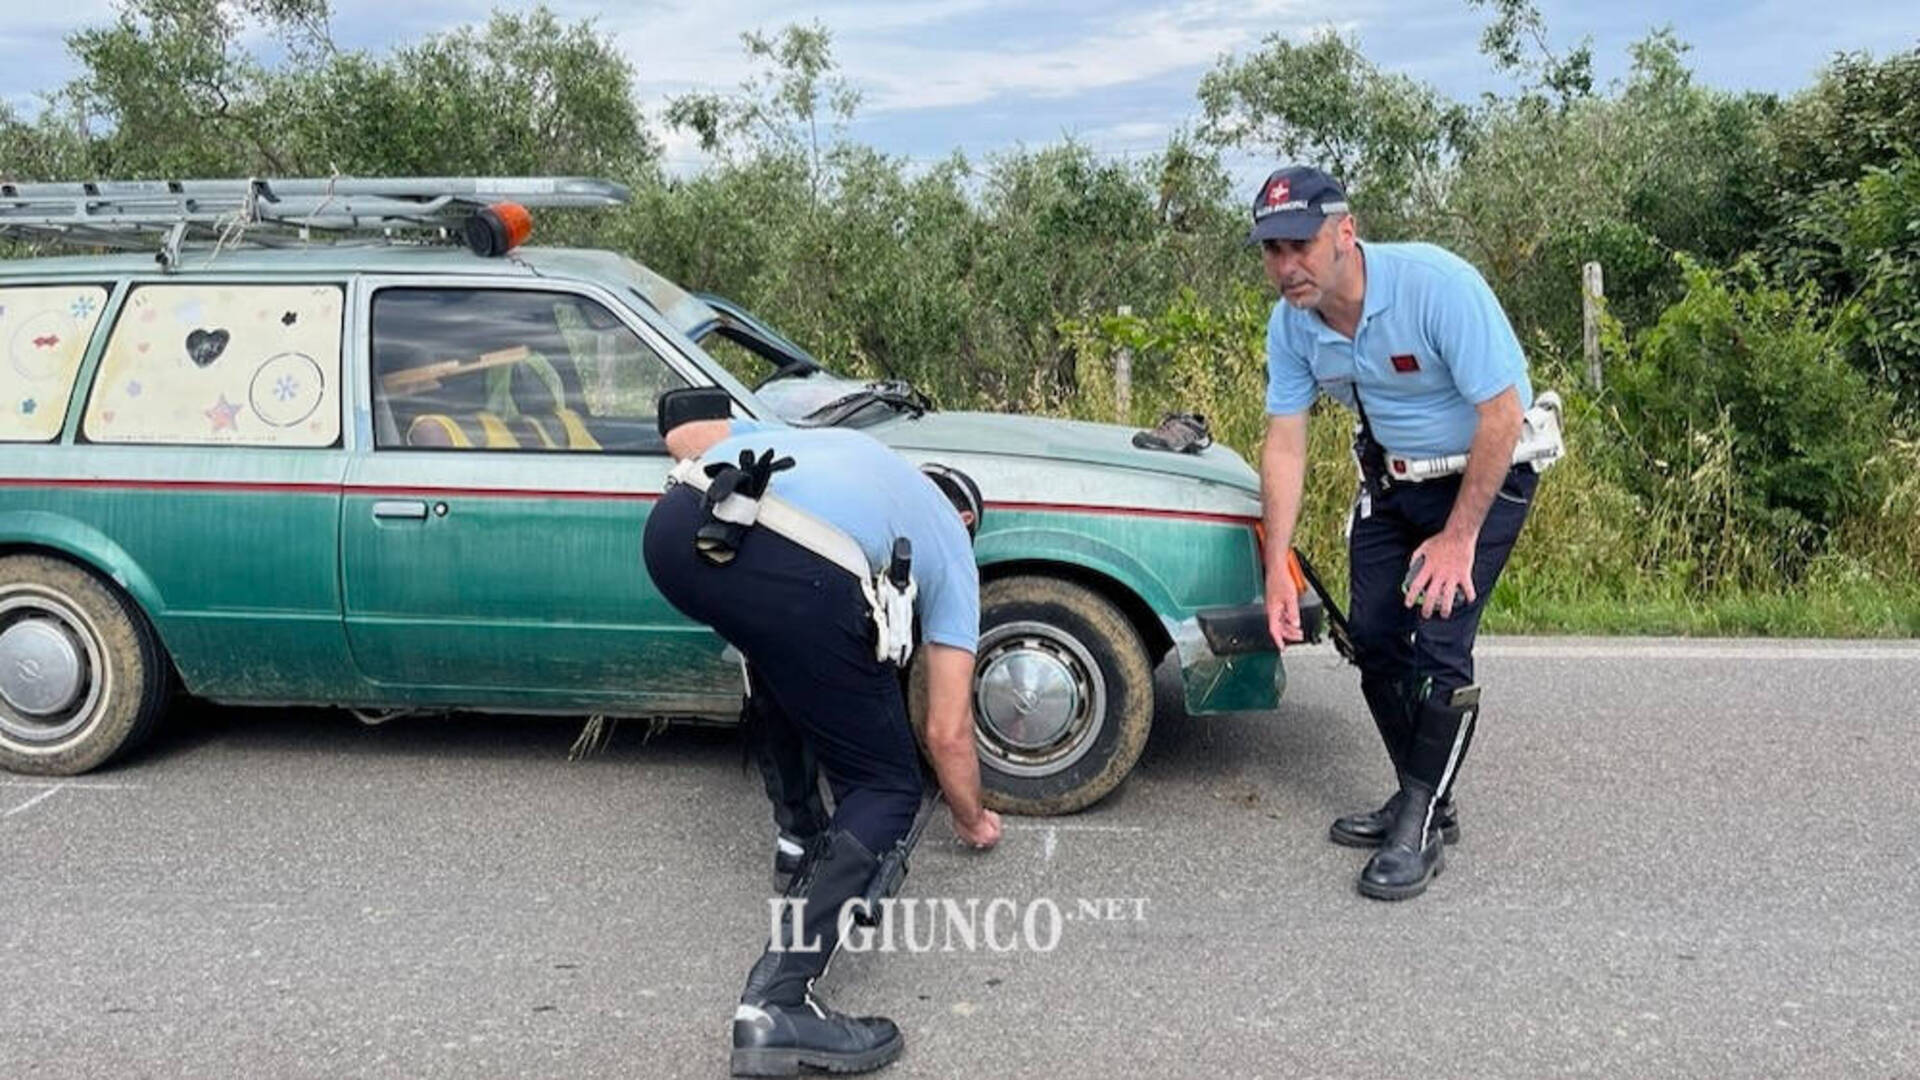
[0, 285, 111, 443]
[84, 284, 344, 447]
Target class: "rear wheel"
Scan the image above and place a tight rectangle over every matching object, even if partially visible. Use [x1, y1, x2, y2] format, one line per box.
[0, 555, 170, 776]
[912, 575, 1153, 816]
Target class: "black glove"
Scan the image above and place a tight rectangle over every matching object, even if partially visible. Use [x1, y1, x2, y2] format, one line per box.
[695, 449, 795, 566]
[704, 448, 794, 503]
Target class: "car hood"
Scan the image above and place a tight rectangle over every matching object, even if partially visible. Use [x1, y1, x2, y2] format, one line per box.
[869, 411, 1258, 492]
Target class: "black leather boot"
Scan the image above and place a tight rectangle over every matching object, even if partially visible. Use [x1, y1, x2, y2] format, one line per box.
[733, 830, 904, 1077]
[1331, 674, 1462, 846]
[1356, 778, 1446, 901]
[1329, 787, 1458, 847]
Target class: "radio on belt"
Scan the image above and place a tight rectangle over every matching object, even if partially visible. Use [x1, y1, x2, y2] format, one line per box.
[1386, 391, 1566, 483]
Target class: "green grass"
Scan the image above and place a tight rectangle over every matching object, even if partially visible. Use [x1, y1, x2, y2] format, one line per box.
[1483, 586, 1920, 637]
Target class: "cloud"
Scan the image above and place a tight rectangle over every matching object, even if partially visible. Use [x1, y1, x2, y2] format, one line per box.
[575, 0, 1329, 115]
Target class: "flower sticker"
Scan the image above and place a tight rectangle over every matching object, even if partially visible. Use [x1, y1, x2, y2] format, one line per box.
[70, 295, 97, 319]
[20, 399, 36, 415]
[274, 375, 300, 402]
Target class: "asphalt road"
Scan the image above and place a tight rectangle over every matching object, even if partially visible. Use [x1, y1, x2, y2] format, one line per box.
[4, 638, 1918, 1079]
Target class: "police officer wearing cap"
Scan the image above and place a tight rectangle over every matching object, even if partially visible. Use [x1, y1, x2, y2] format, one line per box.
[1252, 166, 1538, 901]
[643, 395, 1001, 1076]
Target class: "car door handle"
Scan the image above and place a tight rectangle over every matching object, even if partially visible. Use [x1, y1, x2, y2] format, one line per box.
[371, 500, 429, 521]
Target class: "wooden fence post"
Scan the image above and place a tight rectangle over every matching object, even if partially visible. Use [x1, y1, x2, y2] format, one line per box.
[1114, 305, 1133, 422]
[1582, 261, 1605, 392]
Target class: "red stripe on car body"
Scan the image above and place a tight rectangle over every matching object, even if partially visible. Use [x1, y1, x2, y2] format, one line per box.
[0, 478, 1258, 525]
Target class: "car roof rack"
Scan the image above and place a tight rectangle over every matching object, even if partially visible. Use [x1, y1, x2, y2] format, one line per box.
[0, 176, 630, 270]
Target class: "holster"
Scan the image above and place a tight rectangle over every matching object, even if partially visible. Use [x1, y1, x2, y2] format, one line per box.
[852, 791, 940, 927]
[1352, 425, 1392, 495]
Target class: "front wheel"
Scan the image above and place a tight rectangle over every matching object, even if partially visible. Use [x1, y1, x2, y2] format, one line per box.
[912, 575, 1154, 816]
[0, 555, 171, 776]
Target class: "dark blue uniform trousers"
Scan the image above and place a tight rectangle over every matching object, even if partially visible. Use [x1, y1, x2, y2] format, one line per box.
[642, 484, 924, 855]
[1347, 466, 1536, 796]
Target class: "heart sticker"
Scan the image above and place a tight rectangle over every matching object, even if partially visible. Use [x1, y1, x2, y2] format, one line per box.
[186, 328, 230, 368]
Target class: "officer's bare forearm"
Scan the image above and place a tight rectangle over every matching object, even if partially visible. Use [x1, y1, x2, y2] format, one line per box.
[665, 418, 732, 462]
[922, 644, 987, 825]
[1444, 388, 1524, 540]
[1260, 413, 1309, 579]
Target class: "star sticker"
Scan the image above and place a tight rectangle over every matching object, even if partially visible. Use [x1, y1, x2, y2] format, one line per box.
[205, 395, 242, 432]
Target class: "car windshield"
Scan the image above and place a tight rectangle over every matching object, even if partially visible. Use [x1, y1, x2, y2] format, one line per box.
[615, 258, 928, 430]
[616, 255, 714, 339]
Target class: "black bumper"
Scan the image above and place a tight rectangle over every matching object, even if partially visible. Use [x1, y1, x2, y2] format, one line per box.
[1195, 594, 1326, 656]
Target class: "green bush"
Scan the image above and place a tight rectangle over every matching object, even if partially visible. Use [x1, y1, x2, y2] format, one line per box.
[1774, 155, 1920, 411]
[1606, 257, 1894, 584]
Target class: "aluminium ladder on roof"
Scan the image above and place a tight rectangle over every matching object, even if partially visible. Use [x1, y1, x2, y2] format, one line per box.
[0, 176, 631, 262]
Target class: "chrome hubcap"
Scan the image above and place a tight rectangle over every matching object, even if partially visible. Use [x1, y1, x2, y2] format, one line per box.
[0, 619, 84, 715]
[972, 621, 1104, 777]
[0, 590, 105, 744]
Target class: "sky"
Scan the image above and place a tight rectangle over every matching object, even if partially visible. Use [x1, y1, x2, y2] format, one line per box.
[2, 0, 1915, 181]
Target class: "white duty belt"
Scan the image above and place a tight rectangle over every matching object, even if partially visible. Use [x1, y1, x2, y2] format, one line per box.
[668, 457, 918, 666]
[1383, 390, 1567, 484]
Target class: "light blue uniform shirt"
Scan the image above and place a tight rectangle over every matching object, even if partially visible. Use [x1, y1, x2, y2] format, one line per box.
[1265, 241, 1532, 458]
[703, 421, 981, 654]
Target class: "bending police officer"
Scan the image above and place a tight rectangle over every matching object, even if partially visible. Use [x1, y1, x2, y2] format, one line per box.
[1253, 166, 1539, 901]
[644, 395, 1001, 1076]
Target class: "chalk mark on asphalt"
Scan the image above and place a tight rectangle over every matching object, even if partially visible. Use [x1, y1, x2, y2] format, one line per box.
[997, 822, 1149, 868]
[4, 783, 65, 817]
[0, 780, 143, 790]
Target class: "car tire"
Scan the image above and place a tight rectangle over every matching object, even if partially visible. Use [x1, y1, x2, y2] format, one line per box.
[911, 575, 1153, 816]
[0, 554, 170, 776]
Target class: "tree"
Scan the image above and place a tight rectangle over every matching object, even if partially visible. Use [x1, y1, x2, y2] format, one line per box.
[1766, 49, 1920, 408]
[56, 0, 333, 176]
[1468, 0, 1594, 106]
[664, 22, 859, 200]
[16, 0, 656, 182]
[1196, 30, 1471, 233]
[1768, 48, 1920, 196]
[264, 8, 654, 180]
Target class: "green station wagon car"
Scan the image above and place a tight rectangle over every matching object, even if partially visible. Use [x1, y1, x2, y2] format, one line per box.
[0, 177, 1306, 814]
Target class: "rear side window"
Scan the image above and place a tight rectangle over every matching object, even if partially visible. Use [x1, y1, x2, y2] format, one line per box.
[371, 287, 689, 453]
[0, 284, 111, 443]
[83, 283, 343, 447]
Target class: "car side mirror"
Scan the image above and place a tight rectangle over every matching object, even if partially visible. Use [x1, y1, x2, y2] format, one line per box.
[657, 386, 734, 437]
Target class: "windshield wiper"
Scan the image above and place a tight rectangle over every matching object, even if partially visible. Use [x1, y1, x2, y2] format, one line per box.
[799, 380, 932, 427]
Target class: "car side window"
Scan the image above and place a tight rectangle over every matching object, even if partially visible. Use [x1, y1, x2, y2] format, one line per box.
[82, 283, 344, 447]
[1, 284, 112, 443]
[371, 287, 689, 453]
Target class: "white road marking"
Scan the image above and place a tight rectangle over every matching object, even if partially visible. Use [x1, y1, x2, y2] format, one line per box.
[0, 780, 143, 791]
[4, 783, 65, 817]
[1291, 639, 1920, 662]
[1004, 823, 1148, 833]
[1475, 642, 1920, 661]
[998, 823, 1146, 866]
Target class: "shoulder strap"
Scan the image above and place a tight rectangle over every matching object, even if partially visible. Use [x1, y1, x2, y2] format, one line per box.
[667, 457, 872, 581]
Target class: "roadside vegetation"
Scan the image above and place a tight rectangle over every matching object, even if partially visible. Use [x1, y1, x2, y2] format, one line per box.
[5, 0, 1917, 634]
